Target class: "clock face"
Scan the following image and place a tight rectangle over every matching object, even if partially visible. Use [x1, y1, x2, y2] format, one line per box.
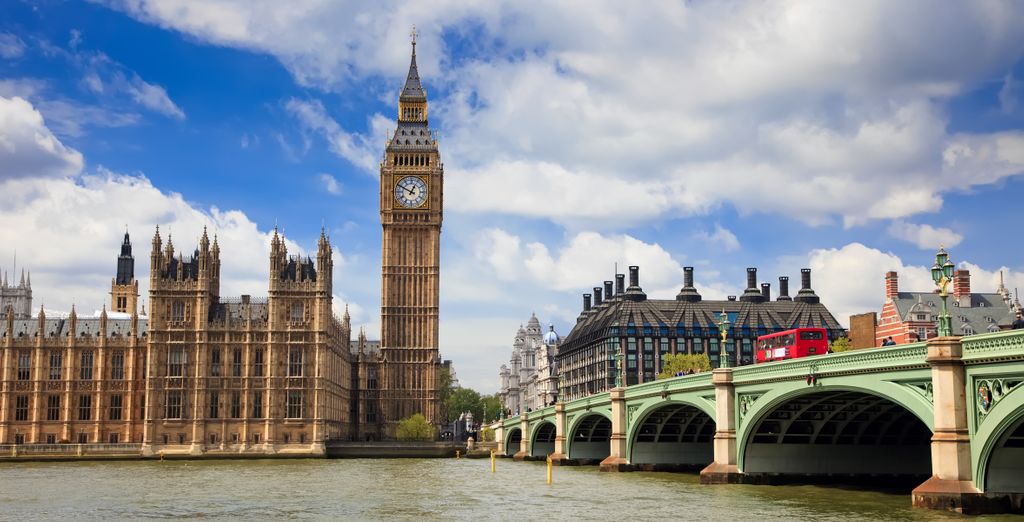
[394, 176, 428, 208]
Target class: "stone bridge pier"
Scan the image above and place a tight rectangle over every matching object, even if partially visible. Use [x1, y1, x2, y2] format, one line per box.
[910, 337, 984, 513]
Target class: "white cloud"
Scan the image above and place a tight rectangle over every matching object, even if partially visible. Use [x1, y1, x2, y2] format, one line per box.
[693, 223, 740, 252]
[319, 172, 342, 195]
[474, 228, 685, 297]
[0, 96, 84, 179]
[887, 220, 963, 249]
[0, 32, 26, 59]
[107, 1, 1024, 226]
[285, 98, 388, 173]
[121, 72, 185, 119]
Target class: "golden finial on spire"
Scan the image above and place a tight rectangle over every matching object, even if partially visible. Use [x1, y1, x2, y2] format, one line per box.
[410, 24, 418, 46]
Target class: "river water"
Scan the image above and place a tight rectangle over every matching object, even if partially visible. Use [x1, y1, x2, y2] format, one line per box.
[0, 458, 1017, 520]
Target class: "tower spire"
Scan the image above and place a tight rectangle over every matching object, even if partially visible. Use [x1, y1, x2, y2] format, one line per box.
[400, 26, 426, 102]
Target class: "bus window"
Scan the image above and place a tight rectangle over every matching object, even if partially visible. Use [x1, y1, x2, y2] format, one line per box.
[800, 331, 824, 340]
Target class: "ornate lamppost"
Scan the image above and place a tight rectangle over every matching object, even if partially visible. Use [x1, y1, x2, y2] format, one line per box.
[718, 309, 731, 369]
[931, 246, 955, 337]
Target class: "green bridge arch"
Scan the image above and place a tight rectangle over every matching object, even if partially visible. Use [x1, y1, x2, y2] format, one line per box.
[565, 410, 612, 460]
[973, 381, 1024, 493]
[625, 396, 716, 467]
[735, 376, 935, 475]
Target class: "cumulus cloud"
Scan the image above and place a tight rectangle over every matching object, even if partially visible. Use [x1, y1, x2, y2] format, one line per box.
[103, 1, 1024, 227]
[474, 228, 685, 297]
[887, 220, 963, 249]
[0, 96, 360, 319]
[0, 96, 84, 179]
[0, 32, 26, 59]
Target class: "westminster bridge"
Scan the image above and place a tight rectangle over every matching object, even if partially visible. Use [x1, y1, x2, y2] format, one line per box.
[494, 330, 1024, 514]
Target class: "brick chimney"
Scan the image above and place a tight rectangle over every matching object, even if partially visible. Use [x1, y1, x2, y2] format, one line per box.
[885, 271, 899, 301]
[953, 269, 971, 307]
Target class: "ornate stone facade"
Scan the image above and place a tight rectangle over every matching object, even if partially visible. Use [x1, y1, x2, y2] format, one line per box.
[0, 37, 447, 449]
[0, 227, 358, 455]
[0, 265, 32, 319]
[498, 314, 561, 415]
[375, 35, 444, 435]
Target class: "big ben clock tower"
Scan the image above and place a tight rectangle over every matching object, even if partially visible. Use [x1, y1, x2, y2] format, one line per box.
[379, 28, 443, 433]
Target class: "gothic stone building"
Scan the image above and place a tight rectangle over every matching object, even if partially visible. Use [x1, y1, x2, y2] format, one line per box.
[371, 34, 444, 436]
[498, 314, 561, 415]
[0, 227, 358, 455]
[0, 38, 447, 451]
[556, 266, 845, 402]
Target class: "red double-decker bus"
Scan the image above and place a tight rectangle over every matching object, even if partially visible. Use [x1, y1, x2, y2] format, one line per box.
[755, 328, 829, 363]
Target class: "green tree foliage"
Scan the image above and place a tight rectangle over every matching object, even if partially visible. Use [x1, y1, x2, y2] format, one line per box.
[448, 387, 482, 422]
[657, 353, 712, 379]
[480, 393, 502, 422]
[437, 366, 455, 422]
[396, 413, 436, 441]
[830, 337, 853, 353]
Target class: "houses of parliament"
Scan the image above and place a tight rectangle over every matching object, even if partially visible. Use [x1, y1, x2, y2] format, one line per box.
[0, 38, 443, 456]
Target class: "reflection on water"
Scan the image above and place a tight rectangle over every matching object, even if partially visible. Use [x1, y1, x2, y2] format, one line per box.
[0, 458, 1016, 520]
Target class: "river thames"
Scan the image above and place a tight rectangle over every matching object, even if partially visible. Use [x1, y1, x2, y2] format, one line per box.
[0, 458, 1018, 520]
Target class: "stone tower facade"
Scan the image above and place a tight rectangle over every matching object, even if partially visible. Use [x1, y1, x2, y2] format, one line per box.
[378, 34, 443, 432]
[0, 267, 32, 319]
[111, 230, 139, 314]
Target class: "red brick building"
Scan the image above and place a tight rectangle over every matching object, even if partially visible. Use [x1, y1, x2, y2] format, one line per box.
[875, 269, 1017, 346]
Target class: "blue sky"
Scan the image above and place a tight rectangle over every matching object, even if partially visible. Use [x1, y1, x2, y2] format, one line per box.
[1, 1, 1023, 392]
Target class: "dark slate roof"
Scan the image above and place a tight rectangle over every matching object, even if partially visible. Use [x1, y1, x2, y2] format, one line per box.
[389, 121, 436, 152]
[893, 292, 1012, 335]
[3, 317, 148, 339]
[210, 299, 269, 323]
[400, 45, 426, 101]
[560, 294, 844, 354]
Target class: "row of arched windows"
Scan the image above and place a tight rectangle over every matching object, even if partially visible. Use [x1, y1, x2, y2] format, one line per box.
[393, 154, 430, 167]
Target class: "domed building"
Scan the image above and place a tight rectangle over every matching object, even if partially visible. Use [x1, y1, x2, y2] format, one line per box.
[498, 313, 561, 415]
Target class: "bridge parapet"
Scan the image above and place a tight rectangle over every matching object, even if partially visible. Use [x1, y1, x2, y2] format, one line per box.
[962, 329, 1024, 363]
[731, 341, 928, 385]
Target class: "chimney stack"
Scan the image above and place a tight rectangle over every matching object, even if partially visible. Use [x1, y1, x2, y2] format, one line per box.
[741, 267, 764, 302]
[761, 283, 770, 301]
[615, 274, 625, 295]
[677, 266, 702, 302]
[604, 281, 613, 301]
[593, 287, 603, 306]
[794, 268, 820, 304]
[624, 266, 647, 301]
[777, 276, 791, 301]
[583, 293, 592, 312]
[885, 271, 899, 301]
[953, 269, 971, 307]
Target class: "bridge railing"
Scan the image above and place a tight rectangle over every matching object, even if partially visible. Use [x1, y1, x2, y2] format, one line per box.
[731, 340, 929, 384]
[622, 371, 713, 401]
[961, 328, 1024, 362]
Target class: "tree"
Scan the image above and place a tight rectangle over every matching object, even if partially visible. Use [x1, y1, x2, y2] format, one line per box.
[830, 337, 853, 353]
[448, 387, 482, 422]
[657, 353, 712, 380]
[480, 393, 502, 423]
[437, 366, 456, 422]
[396, 413, 436, 441]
